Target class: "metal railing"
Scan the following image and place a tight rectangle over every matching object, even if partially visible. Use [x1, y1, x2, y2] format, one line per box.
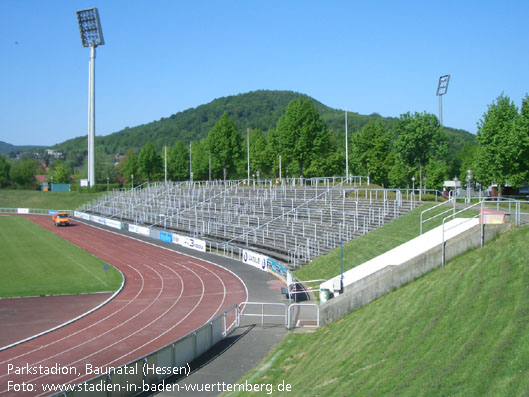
[287, 303, 320, 330]
[0, 208, 73, 216]
[238, 302, 288, 328]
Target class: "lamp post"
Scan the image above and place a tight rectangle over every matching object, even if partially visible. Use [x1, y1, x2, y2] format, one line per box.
[436, 74, 450, 127]
[345, 109, 349, 184]
[453, 175, 459, 214]
[131, 174, 134, 190]
[107, 177, 109, 191]
[77, 8, 104, 188]
[411, 176, 415, 205]
[466, 169, 473, 203]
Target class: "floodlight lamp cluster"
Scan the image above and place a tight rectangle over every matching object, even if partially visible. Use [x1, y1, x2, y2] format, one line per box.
[437, 74, 450, 96]
[77, 8, 104, 47]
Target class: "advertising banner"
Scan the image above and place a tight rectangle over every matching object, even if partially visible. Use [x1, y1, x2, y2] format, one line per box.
[181, 236, 206, 252]
[105, 219, 122, 230]
[74, 211, 90, 220]
[242, 249, 268, 271]
[171, 233, 206, 252]
[90, 215, 106, 226]
[129, 224, 150, 236]
[160, 231, 173, 243]
[17, 208, 29, 214]
[266, 258, 288, 279]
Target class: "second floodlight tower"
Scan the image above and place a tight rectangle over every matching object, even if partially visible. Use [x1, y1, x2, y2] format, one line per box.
[436, 74, 450, 127]
[77, 8, 104, 187]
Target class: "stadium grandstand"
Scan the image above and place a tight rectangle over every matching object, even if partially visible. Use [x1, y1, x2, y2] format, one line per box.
[79, 177, 414, 268]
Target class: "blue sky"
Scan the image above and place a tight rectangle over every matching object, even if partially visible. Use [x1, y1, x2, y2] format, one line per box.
[1, 0, 528, 146]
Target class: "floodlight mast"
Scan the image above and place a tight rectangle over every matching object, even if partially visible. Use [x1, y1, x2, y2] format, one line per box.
[436, 74, 450, 127]
[77, 8, 104, 187]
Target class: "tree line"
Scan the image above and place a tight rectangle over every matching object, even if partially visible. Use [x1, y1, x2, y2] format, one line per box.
[2, 94, 528, 193]
[114, 95, 529, 193]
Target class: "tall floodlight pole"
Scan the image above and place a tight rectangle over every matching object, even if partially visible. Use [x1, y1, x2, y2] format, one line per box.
[77, 8, 104, 188]
[345, 109, 349, 184]
[189, 142, 192, 183]
[164, 145, 167, 184]
[247, 128, 250, 183]
[436, 74, 450, 127]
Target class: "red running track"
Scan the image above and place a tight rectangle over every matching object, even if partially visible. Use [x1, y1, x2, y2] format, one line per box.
[0, 216, 247, 396]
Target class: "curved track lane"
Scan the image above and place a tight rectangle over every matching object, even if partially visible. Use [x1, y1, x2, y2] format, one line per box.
[0, 216, 247, 396]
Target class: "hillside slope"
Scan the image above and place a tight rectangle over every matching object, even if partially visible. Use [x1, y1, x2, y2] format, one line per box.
[231, 225, 529, 396]
[0, 140, 43, 154]
[53, 90, 474, 155]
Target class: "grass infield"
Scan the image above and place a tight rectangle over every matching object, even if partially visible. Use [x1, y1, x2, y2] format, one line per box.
[0, 216, 122, 298]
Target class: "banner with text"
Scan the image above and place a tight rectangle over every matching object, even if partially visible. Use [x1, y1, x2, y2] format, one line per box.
[243, 249, 268, 271]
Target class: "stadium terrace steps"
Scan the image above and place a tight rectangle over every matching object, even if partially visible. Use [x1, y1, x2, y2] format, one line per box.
[320, 217, 480, 293]
[81, 182, 413, 268]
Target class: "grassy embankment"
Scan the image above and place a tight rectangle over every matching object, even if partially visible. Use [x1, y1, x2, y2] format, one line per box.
[0, 214, 122, 298]
[228, 205, 529, 396]
[0, 189, 103, 211]
[294, 202, 476, 284]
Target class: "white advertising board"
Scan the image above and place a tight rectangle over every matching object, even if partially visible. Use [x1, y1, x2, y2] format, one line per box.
[105, 219, 122, 229]
[172, 233, 206, 252]
[74, 211, 90, 220]
[129, 224, 150, 236]
[242, 249, 268, 271]
[90, 215, 106, 226]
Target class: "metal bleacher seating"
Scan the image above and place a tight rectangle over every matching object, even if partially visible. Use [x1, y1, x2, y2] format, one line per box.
[80, 178, 413, 268]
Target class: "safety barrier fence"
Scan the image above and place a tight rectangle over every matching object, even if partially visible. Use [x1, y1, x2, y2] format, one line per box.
[421, 196, 528, 235]
[238, 302, 288, 328]
[0, 208, 73, 216]
[287, 303, 320, 329]
[52, 304, 240, 397]
[238, 302, 320, 330]
[440, 198, 529, 265]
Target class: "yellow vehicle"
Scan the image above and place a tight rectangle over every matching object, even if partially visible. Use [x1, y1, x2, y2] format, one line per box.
[52, 212, 70, 226]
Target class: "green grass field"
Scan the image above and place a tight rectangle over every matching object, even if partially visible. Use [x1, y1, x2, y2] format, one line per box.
[0, 190, 103, 211]
[230, 225, 529, 396]
[0, 216, 122, 298]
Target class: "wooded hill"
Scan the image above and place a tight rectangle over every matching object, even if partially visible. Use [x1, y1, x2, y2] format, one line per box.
[0, 141, 43, 155]
[53, 90, 474, 157]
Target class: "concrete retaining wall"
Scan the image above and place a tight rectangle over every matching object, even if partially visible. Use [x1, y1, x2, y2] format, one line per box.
[320, 223, 510, 325]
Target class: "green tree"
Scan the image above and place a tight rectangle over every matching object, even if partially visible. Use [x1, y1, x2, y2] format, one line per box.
[350, 122, 392, 186]
[97, 157, 119, 185]
[424, 159, 448, 190]
[243, 129, 271, 178]
[51, 162, 71, 184]
[206, 113, 242, 179]
[10, 159, 39, 189]
[274, 98, 329, 177]
[457, 142, 478, 182]
[168, 141, 190, 181]
[515, 95, 529, 181]
[138, 142, 163, 181]
[475, 94, 529, 194]
[387, 153, 410, 188]
[394, 112, 447, 191]
[119, 148, 139, 184]
[0, 156, 11, 188]
[191, 139, 209, 181]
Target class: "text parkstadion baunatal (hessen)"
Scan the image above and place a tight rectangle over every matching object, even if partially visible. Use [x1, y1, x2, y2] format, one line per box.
[7, 362, 191, 378]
